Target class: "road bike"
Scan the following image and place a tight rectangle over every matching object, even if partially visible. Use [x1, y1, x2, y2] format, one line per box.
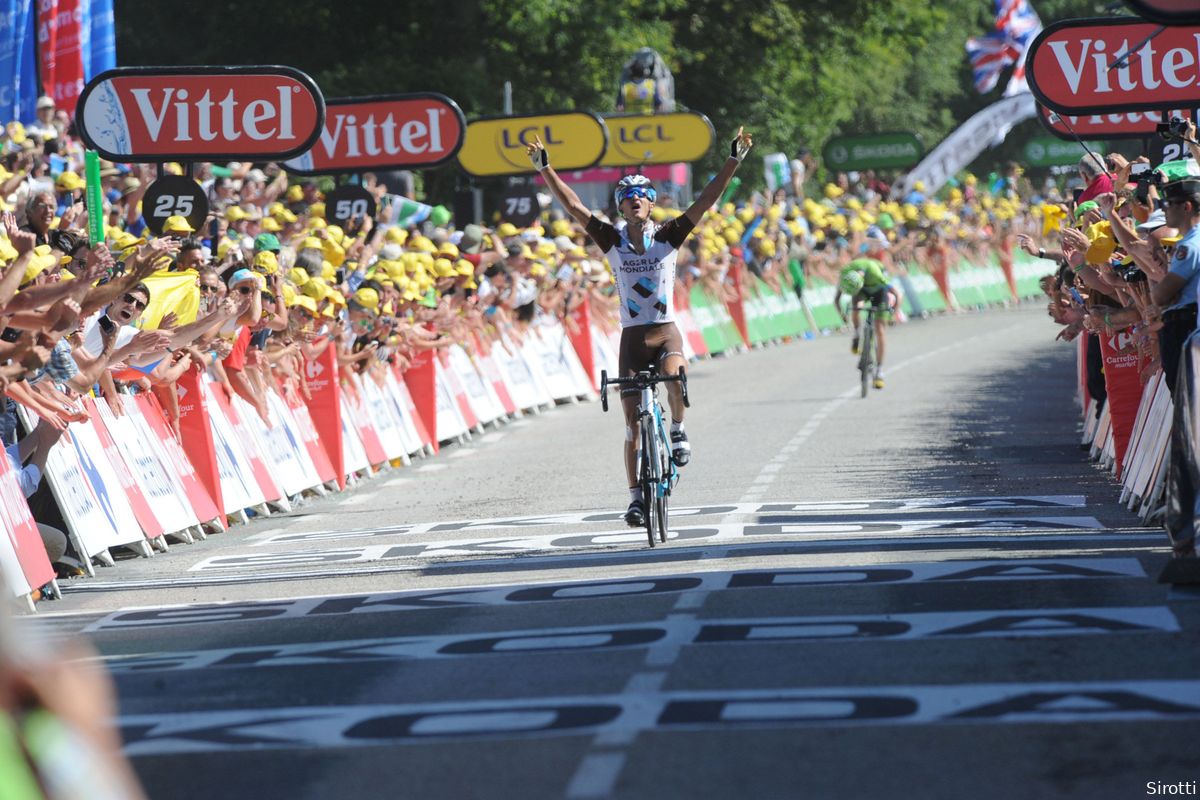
[600, 368, 689, 547]
[850, 299, 889, 398]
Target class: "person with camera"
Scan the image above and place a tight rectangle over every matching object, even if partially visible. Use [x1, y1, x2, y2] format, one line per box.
[1149, 163, 1200, 399]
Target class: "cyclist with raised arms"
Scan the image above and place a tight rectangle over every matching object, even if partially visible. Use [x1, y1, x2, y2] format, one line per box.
[834, 233, 899, 390]
[528, 127, 753, 526]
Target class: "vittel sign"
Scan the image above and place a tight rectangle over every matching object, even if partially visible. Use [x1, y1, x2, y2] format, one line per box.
[76, 66, 325, 162]
[1036, 103, 1194, 140]
[285, 94, 466, 175]
[1029, 18, 1200, 115]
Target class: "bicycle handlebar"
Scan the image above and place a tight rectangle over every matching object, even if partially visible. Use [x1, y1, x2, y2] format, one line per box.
[600, 369, 689, 412]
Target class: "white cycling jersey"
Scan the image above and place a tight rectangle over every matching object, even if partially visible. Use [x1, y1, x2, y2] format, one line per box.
[586, 214, 695, 328]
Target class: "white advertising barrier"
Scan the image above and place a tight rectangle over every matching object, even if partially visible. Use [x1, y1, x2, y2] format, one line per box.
[437, 353, 483, 433]
[448, 344, 504, 427]
[544, 320, 598, 399]
[342, 380, 390, 467]
[28, 409, 148, 570]
[472, 342, 519, 417]
[94, 400, 199, 538]
[590, 324, 620, 382]
[265, 390, 326, 490]
[199, 381, 268, 516]
[523, 325, 578, 402]
[231, 392, 310, 502]
[492, 336, 544, 412]
[433, 359, 471, 441]
[210, 384, 285, 508]
[382, 371, 429, 455]
[361, 375, 415, 462]
[339, 395, 373, 476]
[1120, 371, 1171, 513]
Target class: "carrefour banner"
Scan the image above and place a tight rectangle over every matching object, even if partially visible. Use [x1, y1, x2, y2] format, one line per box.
[0, 0, 39, 123]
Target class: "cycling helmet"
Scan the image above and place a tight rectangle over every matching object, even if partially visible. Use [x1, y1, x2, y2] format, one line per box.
[614, 174, 657, 208]
[838, 270, 865, 295]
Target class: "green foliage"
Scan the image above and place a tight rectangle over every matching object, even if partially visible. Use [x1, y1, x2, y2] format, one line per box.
[111, 0, 1129, 199]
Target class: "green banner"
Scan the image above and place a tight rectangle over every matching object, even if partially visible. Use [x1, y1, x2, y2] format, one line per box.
[823, 132, 923, 171]
[1023, 137, 1107, 168]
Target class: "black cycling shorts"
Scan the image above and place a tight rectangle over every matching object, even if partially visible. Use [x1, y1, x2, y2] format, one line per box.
[619, 322, 684, 379]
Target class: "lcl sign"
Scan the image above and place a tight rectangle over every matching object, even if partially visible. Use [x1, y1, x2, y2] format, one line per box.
[76, 66, 325, 162]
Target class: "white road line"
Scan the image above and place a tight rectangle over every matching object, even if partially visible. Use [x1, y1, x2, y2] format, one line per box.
[416, 463, 449, 472]
[566, 753, 627, 799]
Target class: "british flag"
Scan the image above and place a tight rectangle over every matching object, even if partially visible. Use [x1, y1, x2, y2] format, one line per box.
[965, 0, 1042, 95]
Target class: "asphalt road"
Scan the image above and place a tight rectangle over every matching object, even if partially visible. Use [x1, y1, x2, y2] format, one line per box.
[35, 305, 1200, 799]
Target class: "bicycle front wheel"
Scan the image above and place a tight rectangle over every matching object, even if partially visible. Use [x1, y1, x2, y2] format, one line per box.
[641, 423, 659, 547]
[859, 322, 874, 399]
[656, 485, 669, 543]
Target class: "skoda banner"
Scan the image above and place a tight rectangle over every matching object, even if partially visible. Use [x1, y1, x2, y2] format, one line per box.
[1022, 136, 1107, 168]
[599, 112, 714, 167]
[823, 132, 923, 171]
[457, 112, 608, 177]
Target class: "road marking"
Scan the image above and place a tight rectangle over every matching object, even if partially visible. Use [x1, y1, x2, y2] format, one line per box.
[119, 680, 1200, 755]
[566, 752, 626, 799]
[81, 558, 1149, 632]
[190, 517, 1108, 572]
[245, 496, 1095, 547]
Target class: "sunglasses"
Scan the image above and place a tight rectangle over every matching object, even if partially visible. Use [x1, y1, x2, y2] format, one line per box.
[618, 186, 656, 203]
[236, 285, 253, 295]
[122, 293, 147, 311]
[199, 284, 219, 293]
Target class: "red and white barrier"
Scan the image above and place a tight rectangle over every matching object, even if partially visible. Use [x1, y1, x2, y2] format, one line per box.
[0, 448, 55, 608]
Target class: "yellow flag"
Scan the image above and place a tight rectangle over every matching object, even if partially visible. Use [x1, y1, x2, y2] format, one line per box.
[139, 268, 200, 329]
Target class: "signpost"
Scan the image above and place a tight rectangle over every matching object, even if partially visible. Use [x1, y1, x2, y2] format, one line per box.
[822, 132, 923, 171]
[76, 66, 325, 162]
[1028, 18, 1200, 116]
[284, 93, 466, 175]
[141, 175, 208, 236]
[457, 112, 608, 177]
[598, 112, 714, 167]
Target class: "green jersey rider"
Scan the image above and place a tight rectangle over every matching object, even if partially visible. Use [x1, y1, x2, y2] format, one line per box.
[833, 233, 899, 389]
[527, 128, 753, 527]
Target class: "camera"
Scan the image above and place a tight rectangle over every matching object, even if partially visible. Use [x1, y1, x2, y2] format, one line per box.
[1156, 116, 1191, 141]
[1131, 162, 1151, 177]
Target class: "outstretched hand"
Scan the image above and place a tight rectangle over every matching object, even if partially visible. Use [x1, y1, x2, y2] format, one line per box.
[730, 126, 753, 162]
[526, 134, 549, 172]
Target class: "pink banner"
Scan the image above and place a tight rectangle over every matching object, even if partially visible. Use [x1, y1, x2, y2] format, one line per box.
[38, 0, 86, 112]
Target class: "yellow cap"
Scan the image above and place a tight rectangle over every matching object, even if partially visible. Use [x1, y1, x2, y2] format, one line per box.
[290, 294, 318, 315]
[385, 227, 408, 245]
[163, 215, 194, 234]
[253, 251, 279, 275]
[438, 242, 459, 259]
[433, 257, 456, 278]
[301, 276, 329, 301]
[260, 217, 282, 232]
[55, 171, 85, 191]
[224, 206, 249, 222]
[496, 222, 519, 238]
[352, 287, 380, 310]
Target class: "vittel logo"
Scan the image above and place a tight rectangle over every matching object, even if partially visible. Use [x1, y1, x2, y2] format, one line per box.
[131, 85, 300, 142]
[1047, 35, 1200, 94]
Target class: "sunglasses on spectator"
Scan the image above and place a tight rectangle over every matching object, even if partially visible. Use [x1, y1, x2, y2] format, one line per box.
[122, 293, 147, 310]
[236, 285, 253, 295]
[617, 186, 656, 203]
[200, 284, 219, 293]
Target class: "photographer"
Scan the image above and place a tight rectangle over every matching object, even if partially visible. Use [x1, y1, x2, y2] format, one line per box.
[1149, 163, 1200, 398]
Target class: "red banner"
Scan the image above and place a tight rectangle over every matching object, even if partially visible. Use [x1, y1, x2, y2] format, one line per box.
[726, 260, 750, 347]
[1098, 328, 1146, 476]
[0, 441, 54, 595]
[134, 393, 222, 527]
[1036, 103, 1193, 141]
[85, 398, 163, 540]
[37, 0, 86, 113]
[568, 297, 598, 391]
[175, 367, 225, 516]
[403, 348, 439, 453]
[302, 345, 345, 488]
